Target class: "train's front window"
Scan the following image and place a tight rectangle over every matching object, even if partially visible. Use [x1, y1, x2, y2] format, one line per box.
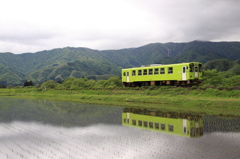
[190, 64, 194, 72]
[195, 67, 198, 72]
[199, 64, 202, 72]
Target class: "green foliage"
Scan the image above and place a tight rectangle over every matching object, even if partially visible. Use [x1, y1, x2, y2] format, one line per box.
[229, 75, 240, 86]
[70, 78, 89, 90]
[203, 59, 235, 71]
[6, 85, 14, 89]
[191, 86, 197, 90]
[24, 80, 34, 87]
[93, 80, 107, 89]
[62, 77, 76, 89]
[41, 80, 58, 89]
[201, 70, 223, 86]
[199, 85, 207, 90]
[106, 76, 122, 87]
[217, 86, 224, 90]
[86, 79, 96, 88]
[224, 85, 233, 91]
[229, 65, 240, 75]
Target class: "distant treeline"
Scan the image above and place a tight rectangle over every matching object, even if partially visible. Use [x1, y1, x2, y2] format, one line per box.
[40, 76, 122, 90]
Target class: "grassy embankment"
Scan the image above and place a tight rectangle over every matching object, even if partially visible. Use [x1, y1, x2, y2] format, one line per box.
[0, 86, 240, 116]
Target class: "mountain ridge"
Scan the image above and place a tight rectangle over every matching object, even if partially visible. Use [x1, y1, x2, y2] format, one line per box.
[1, 41, 240, 86]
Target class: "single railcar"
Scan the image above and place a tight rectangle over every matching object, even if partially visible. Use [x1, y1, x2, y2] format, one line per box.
[122, 62, 202, 87]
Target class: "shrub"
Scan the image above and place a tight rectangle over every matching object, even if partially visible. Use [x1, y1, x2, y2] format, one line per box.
[106, 76, 122, 87]
[41, 80, 57, 89]
[199, 86, 207, 90]
[6, 85, 13, 89]
[205, 88, 219, 96]
[55, 84, 65, 90]
[230, 75, 240, 86]
[86, 79, 96, 88]
[224, 85, 233, 91]
[62, 77, 76, 89]
[217, 86, 224, 90]
[70, 78, 87, 89]
[191, 86, 197, 90]
[148, 85, 157, 90]
[93, 80, 106, 89]
[14, 86, 22, 89]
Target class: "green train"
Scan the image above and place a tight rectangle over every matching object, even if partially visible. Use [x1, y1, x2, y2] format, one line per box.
[122, 108, 203, 138]
[122, 62, 203, 87]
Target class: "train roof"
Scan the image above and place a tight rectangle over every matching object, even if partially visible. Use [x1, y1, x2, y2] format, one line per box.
[122, 62, 201, 70]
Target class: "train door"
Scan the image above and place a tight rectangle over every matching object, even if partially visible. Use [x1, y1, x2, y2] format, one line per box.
[195, 66, 199, 78]
[182, 66, 187, 81]
[182, 119, 187, 134]
[126, 71, 130, 82]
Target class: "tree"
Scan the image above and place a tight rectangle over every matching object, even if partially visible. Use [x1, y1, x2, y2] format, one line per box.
[24, 80, 34, 87]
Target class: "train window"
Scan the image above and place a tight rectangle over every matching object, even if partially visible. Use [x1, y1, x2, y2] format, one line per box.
[132, 70, 136, 76]
[190, 64, 194, 72]
[155, 123, 159, 129]
[149, 69, 153, 75]
[184, 127, 187, 134]
[149, 122, 153, 128]
[161, 124, 165, 130]
[138, 120, 142, 126]
[160, 68, 165, 74]
[168, 125, 174, 132]
[183, 67, 186, 73]
[124, 119, 126, 123]
[138, 70, 142, 76]
[168, 67, 173, 74]
[144, 121, 148, 127]
[123, 72, 126, 76]
[154, 68, 159, 75]
[143, 69, 147, 75]
[199, 64, 202, 72]
[132, 120, 136, 126]
[195, 67, 198, 72]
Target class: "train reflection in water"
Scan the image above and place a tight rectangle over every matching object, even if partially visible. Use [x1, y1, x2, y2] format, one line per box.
[122, 108, 203, 138]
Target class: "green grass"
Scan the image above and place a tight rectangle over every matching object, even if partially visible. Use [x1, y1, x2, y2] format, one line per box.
[1, 87, 240, 116]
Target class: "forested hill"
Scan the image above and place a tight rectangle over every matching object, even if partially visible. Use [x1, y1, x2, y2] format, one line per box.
[1, 41, 240, 86]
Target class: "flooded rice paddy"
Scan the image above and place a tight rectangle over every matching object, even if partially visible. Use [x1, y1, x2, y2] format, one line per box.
[0, 97, 239, 159]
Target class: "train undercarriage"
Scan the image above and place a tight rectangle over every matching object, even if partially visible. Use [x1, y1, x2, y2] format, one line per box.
[122, 79, 202, 87]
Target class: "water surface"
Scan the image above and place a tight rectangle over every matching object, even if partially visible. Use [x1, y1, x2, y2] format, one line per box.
[0, 97, 239, 159]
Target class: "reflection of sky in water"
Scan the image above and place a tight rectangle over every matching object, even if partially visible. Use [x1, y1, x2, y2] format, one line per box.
[0, 121, 240, 159]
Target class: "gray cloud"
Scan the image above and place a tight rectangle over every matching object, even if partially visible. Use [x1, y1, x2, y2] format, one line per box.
[0, 0, 240, 54]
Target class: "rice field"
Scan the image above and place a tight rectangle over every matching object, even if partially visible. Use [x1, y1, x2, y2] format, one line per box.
[0, 97, 239, 159]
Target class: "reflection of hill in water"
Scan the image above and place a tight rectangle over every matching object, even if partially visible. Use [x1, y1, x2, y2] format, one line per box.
[203, 115, 240, 132]
[0, 97, 122, 127]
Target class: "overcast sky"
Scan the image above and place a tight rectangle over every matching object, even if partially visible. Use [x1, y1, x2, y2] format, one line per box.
[1, 0, 240, 54]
